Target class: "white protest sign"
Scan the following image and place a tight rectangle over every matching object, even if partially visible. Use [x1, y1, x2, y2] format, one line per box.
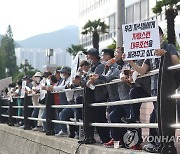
[71, 51, 87, 80]
[122, 20, 160, 60]
[20, 80, 27, 98]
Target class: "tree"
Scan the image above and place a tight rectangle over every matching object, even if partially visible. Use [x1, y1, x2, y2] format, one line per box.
[18, 59, 34, 75]
[0, 55, 5, 79]
[81, 19, 109, 50]
[66, 44, 86, 57]
[107, 39, 116, 50]
[152, 0, 180, 45]
[0, 25, 17, 77]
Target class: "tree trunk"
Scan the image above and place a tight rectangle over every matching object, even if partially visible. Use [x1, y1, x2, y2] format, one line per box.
[166, 9, 177, 45]
[92, 31, 99, 50]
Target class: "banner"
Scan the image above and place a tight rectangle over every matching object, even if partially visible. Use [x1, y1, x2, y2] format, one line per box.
[0, 77, 12, 91]
[122, 20, 160, 60]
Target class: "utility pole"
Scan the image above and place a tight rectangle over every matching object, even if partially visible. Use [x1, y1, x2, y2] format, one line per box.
[116, 0, 125, 48]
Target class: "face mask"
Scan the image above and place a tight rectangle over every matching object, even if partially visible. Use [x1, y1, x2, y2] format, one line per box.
[46, 79, 50, 85]
[87, 59, 93, 65]
[35, 77, 41, 83]
[60, 74, 65, 79]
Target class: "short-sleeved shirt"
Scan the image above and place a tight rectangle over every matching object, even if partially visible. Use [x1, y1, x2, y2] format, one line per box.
[144, 42, 178, 91]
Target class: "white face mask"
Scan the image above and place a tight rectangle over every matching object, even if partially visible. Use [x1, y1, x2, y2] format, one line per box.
[35, 77, 41, 83]
[32, 81, 36, 86]
[87, 59, 93, 65]
[60, 74, 65, 79]
[46, 79, 51, 85]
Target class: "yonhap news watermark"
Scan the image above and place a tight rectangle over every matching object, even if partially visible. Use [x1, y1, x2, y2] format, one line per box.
[123, 130, 180, 148]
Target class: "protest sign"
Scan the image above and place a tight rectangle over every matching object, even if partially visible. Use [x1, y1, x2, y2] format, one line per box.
[122, 20, 160, 60]
[20, 80, 26, 98]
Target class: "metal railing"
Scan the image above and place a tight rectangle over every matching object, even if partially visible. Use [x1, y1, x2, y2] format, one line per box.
[0, 52, 180, 154]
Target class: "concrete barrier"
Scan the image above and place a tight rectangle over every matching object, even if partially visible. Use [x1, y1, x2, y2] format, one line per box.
[0, 124, 150, 154]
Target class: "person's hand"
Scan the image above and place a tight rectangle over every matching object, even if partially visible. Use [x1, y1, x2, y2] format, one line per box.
[46, 85, 54, 91]
[41, 86, 46, 90]
[106, 58, 116, 67]
[122, 53, 133, 64]
[89, 74, 99, 84]
[154, 49, 167, 56]
[120, 74, 129, 82]
[41, 85, 53, 91]
[106, 112, 110, 121]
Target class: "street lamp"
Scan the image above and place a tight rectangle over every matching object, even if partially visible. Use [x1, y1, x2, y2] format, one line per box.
[46, 49, 54, 65]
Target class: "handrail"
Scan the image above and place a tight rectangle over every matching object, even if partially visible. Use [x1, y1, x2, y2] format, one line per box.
[90, 123, 158, 128]
[91, 96, 157, 107]
[51, 104, 83, 109]
[51, 120, 83, 126]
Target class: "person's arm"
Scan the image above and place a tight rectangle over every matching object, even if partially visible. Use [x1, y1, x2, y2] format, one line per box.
[171, 55, 179, 65]
[101, 68, 120, 82]
[128, 60, 149, 75]
[122, 53, 149, 75]
[155, 44, 179, 65]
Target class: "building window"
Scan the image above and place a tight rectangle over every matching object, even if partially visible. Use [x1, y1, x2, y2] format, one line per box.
[134, 2, 140, 22]
[148, 0, 156, 18]
[109, 13, 116, 32]
[126, 5, 134, 23]
[141, 0, 148, 20]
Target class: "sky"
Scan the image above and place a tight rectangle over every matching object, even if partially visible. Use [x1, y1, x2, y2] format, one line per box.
[0, 0, 79, 40]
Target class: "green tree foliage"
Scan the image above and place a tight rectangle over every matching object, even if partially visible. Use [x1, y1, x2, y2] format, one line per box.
[81, 19, 109, 50]
[18, 59, 34, 75]
[107, 39, 116, 50]
[0, 55, 5, 79]
[152, 0, 180, 45]
[66, 44, 86, 57]
[0, 25, 17, 77]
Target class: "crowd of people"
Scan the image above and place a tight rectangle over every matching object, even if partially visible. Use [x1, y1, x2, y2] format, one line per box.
[0, 26, 179, 153]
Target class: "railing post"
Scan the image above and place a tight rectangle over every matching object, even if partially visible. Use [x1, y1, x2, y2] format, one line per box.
[0, 97, 2, 122]
[82, 87, 95, 143]
[158, 52, 177, 154]
[8, 98, 16, 126]
[24, 94, 33, 130]
[46, 91, 55, 135]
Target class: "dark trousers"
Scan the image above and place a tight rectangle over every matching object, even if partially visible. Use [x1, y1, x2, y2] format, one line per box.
[129, 86, 150, 145]
[149, 89, 159, 145]
[129, 87, 150, 121]
[109, 105, 126, 142]
[85, 105, 111, 143]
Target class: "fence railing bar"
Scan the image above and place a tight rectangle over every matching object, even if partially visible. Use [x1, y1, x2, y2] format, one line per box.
[1, 106, 9, 108]
[51, 104, 83, 109]
[51, 120, 83, 126]
[168, 64, 180, 71]
[90, 123, 158, 128]
[12, 106, 24, 108]
[51, 87, 84, 94]
[171, 124, 180, 129]
[136, 69, 159, 78]
[28, 105, 46, 108]
[12, 116, 24, 119]
[28, 117, 46, 122]
[1, 97, 9, 100]
[91, 96, 157, 107]
[171, 93, 180, 100]
[1, 114, 9, 117]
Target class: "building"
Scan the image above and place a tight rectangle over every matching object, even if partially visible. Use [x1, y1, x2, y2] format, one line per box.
[15, 48, 73, 71]
[79, 0, 180, 50]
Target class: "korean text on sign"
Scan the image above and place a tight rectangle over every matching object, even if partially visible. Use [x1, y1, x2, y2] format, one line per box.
[122, 20, 160, 60]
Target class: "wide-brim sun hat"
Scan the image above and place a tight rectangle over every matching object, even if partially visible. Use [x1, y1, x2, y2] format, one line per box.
[34, 72, 43, 77]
